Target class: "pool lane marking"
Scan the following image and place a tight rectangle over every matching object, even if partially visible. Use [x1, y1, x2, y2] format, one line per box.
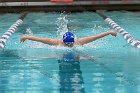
[97, 11, 140, 49]
[0, 12, 27, 48]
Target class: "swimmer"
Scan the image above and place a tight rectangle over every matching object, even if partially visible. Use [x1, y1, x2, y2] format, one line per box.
[20, 31, 117, 47]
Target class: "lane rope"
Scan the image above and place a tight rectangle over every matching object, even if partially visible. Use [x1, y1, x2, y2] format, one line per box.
[0, 12, 27, 48]
[97, 11, 140, 48]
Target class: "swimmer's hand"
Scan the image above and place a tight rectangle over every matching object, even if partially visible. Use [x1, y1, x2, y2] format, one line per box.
[109, 31, 117, 37]
[20, 36, 27, 42]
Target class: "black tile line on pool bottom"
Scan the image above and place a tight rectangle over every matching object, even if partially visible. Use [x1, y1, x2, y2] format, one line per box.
[20, 56, 86, 86]
[21, 57, 86, 93]
[75, 50, 138, 87]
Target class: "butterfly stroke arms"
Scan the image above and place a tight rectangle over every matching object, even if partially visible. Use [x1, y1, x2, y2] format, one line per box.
[20, 31, 117, 45]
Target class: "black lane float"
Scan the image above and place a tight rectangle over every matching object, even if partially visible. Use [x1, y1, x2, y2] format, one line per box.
[0, 12, 27, 48]
[97, 11, 140, 48]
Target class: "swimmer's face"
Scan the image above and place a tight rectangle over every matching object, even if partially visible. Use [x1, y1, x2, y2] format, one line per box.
[64, 42, 74, 47]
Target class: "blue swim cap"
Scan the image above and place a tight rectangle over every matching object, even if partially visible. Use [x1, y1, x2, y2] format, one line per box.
[63, 32, 74, 43]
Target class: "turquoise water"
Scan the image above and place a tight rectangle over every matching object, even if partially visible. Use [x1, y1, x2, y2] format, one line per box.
[0, 11, 140, 93]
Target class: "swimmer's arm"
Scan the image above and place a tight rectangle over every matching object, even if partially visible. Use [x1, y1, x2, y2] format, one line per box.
[20, 36, 63, 45]
[75, 31, 117, 45]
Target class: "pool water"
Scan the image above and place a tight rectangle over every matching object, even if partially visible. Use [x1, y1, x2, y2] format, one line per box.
[0, 11, 140, 93]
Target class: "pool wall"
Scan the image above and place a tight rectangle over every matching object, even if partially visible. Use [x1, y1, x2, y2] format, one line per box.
[0, 0, 140, 12]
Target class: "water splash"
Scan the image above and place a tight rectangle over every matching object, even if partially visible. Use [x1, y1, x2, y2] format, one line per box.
[56, 13, 68, 38]
[25, 28, 33, 35]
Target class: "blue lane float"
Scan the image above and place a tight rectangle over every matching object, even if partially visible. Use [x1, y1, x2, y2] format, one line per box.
[0, 12, 27, 48]
[97, 12, 140, 48]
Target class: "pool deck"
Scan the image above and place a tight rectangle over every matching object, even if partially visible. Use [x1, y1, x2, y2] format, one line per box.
[0, 0, 140, 12]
